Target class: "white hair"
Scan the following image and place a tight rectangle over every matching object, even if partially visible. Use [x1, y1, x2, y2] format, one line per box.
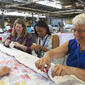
[72, 13, 85, 25]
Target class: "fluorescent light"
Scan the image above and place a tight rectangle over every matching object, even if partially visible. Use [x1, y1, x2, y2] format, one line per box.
[0, 10, 46, 18]
[36, 1, 62, 9]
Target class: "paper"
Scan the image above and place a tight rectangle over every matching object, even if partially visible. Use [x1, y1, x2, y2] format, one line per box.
[9, 42, 15, 48]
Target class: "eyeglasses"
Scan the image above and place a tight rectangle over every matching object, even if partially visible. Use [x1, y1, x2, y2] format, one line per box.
[71, 29, 85, 34]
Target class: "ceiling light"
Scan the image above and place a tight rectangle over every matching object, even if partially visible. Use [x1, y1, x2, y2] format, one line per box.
[36, 1, 62, 9]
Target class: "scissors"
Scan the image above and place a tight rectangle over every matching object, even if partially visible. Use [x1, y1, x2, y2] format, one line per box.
[43, 64, 56, 84]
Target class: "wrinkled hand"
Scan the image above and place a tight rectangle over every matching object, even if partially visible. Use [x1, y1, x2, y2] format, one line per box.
[35, 55, 51, 73]
[0, 66, 11, 77]
[4, 39, 11, 46]
[52, 64, 71, 77]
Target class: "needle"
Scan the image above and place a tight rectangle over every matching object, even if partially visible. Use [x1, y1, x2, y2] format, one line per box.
[43, 64, 55, 84]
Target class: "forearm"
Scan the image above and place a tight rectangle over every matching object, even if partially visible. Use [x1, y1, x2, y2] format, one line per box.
[44, 41, 69, 61]
[74, 69, 85, 82]
[45, 47, 67, 61]
[67, 67, 85, 82]
[17, 44, 27, 51]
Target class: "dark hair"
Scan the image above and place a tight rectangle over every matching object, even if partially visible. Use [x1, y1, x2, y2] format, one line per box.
[34, 20, 51, 37]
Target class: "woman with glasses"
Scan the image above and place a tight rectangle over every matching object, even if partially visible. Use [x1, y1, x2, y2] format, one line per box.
[35, 13, 85, 82]
[4, 18, 32, 54]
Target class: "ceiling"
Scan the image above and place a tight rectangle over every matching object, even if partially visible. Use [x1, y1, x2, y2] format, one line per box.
[0, 0, 85, 17]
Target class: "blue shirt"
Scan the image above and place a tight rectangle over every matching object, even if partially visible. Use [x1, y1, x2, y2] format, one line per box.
[66, 39, 85, 69]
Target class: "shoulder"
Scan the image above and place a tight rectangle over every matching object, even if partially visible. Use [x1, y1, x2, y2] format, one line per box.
[61, 41, 69, 48]
[51, 34, 59, 42]
[68, 39, 77, 50]
[52, 34, 59, 39]
[52, 34, 59, 37]
[47, 34, 59, 42]
[69, 39, 77, 46]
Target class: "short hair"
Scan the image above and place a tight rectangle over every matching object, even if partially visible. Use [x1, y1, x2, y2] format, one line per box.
[34, 20, 51, 37]
[12, 18, 27, 37]
[72, 13, 85, 25]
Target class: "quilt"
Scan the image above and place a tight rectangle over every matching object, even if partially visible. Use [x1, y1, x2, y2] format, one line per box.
[0, 50, 56, 85]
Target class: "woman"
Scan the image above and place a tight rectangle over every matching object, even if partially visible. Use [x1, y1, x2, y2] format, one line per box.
[35, 13, 85, 82]
[31, 20, 59, 58]
[4, 18, 32, 54]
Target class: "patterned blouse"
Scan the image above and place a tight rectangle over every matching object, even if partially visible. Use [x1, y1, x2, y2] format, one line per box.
[4, 33, 32, 54]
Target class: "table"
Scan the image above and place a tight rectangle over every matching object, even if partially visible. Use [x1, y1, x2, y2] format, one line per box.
[0, 44, 84, 85]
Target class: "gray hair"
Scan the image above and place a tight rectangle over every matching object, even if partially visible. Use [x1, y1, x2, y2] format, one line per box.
[72, 13, 85, 25]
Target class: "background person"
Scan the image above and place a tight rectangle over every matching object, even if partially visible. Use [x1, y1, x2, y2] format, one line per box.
[31, 20, 59, 59]
[4, 18, 32, 54]
[35, 13, 85, 82]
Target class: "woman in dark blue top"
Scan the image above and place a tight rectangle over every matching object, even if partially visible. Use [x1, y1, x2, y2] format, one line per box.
[67, 39, 85, 69]
[35, 13, 85, 82]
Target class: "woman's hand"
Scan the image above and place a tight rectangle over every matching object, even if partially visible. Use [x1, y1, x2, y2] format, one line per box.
[0, 66, 11, 77]
[52, 64, 71, 77]
[34, 44, 41, 51]
[14, 42, 21, 47]
[13, 42, 27, 51]
[52, 64, 85, 82]
[31, 44, 36, 50]
[35, 54, 51, 72]
[32, 44, 41, 52]
[4, 39, 11, 46]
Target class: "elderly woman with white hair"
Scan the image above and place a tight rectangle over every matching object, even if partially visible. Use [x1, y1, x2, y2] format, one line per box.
[35, 13, 85, 82]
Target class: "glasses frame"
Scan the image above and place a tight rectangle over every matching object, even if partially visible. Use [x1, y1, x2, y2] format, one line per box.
[71, 29, 85, 34]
